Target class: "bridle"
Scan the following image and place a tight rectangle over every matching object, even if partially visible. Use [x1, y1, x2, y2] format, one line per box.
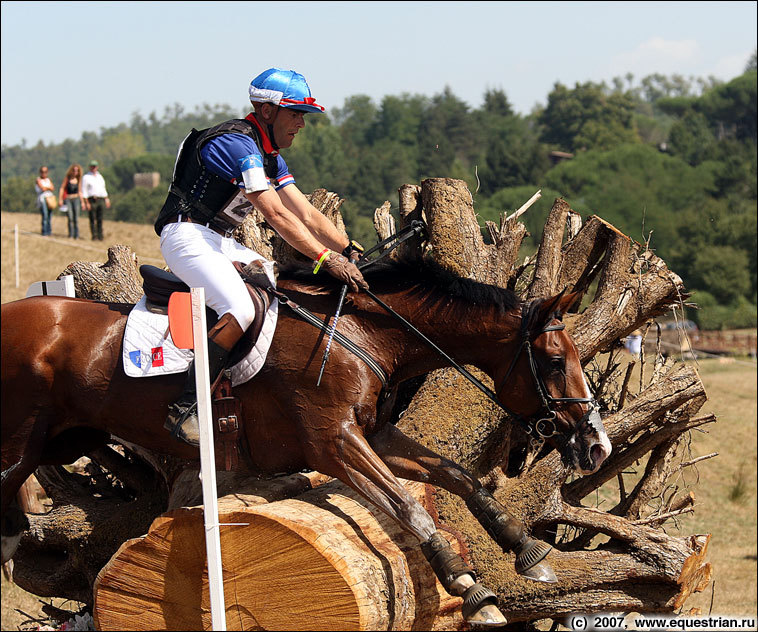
[494, 309, 599, 447]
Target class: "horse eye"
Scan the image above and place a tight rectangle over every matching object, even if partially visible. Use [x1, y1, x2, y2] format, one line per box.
[548, 356, 565, 373]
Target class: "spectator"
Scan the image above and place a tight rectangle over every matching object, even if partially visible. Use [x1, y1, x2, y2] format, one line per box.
[59, 164, 84, 239]
[81, 160, 110, 240]
[34, 166, 55, 236]
[624, 330, 642, 357]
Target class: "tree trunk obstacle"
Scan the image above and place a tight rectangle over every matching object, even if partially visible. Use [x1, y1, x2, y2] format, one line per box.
[12, 180, 712, 629]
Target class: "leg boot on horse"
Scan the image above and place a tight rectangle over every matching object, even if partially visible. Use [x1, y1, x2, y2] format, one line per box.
[164, 313, 244, 447]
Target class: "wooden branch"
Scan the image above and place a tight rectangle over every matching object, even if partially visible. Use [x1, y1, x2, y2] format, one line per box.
[373, 200, 395, 244]
[419, 178, 526, 287]
[269, 188, 348, 266]
[570, 231, 688, 362]
[59, 244, 142, 302]
[234, 207, 275, 261]
[632, 506, 694, 526]
[505, 189, 541, 222]
[617, 437, 682, 520]
[395, 184, 425, 264]
[528, 197, 572, 299]
[557, 215, 607, 297]
[13, 463, 168, 606]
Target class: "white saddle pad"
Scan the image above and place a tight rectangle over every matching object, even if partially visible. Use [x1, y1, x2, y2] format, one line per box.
[122, 294, 278, 387]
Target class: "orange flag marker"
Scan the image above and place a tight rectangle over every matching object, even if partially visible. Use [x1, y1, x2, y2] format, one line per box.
[168, 292, 194, 349]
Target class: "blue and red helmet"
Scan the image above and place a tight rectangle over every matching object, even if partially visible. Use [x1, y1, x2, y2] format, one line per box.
[248, 68, 325, 114]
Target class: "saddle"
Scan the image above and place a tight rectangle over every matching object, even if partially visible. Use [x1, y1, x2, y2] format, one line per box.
[139, 263, 272, 364]
[139, 263, 274, 470]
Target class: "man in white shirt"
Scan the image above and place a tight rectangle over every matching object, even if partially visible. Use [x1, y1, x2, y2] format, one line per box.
[81, 160, 110, 240]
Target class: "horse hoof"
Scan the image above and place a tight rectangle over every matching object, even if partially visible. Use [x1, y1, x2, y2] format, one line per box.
[461, 582, 504, 626]
[467, 603, 508, 627]
[519, 559, 558, 583]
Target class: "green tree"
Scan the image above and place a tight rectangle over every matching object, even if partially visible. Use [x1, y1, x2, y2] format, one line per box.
[538, 81, 639, 152]
[95, 128, 147, 165]
[417, 87, 474, 178]
[667, 110, 715, 165]
[108, 154, 175, 195]
[113, 187, 167, 225]
[1, 175, 37, 213]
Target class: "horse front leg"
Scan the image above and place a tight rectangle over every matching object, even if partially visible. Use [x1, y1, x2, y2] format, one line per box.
[313, 422, 506, 627]
[1, 416, 48, 564]
[368, 423, 557, 583]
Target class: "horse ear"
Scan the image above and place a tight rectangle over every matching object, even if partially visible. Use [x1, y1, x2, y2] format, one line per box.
[556, 289, 582, 317]
[539, 288, 580, 322]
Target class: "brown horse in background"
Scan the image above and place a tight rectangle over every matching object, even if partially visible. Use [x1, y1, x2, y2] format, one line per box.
[1, 261, 611, 625]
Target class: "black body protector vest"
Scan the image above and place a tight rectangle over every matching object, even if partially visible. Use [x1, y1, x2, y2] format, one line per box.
[154, 118, 279, 236]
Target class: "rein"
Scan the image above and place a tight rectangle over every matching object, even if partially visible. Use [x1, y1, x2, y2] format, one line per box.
[273, 221, 598, 443]
[353, 222, 597, 442]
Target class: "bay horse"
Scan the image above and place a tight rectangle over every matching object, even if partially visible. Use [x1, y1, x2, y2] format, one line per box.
[1, 259, 611, 626]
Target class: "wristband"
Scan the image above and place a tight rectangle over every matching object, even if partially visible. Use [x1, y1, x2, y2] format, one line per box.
[313, 249, 332, 274]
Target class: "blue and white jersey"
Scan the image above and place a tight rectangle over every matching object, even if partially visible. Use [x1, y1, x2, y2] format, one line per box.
[198, 132, 295, 228]
[200, 133, 295, 194]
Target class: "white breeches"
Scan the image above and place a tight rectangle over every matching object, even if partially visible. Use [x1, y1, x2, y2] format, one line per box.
[159, 221, 269, 330]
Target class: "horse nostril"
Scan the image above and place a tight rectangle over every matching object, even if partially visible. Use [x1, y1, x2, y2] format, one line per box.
[590, 443, 607, 468]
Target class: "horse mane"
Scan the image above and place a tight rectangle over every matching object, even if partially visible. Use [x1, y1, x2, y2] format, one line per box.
[278, 259, 521, 315]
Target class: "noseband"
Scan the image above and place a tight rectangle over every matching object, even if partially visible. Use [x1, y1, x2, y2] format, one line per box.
[495, 308, 599, 445]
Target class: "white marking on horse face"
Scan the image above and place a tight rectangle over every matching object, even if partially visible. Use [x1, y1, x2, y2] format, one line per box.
[569, 373, 612, 474]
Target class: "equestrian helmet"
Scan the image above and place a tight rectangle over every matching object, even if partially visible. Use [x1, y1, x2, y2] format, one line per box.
[249, 68, 325, 114]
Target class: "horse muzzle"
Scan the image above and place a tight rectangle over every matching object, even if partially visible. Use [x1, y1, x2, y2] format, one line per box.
[567, 406, 612, 475]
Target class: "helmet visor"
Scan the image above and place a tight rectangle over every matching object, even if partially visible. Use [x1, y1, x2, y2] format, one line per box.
[280, 96, 325, 113]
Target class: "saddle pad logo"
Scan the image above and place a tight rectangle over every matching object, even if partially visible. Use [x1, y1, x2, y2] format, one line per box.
[128, 348, 163, 369]
[129, 350, 142, 368]
[152, 347, 164, 367]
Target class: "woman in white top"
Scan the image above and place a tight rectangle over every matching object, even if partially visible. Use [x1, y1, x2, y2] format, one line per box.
[34, 166, 55, 236]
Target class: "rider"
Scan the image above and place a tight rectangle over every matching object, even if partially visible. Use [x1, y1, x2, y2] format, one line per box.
[154, 68, 368, 447]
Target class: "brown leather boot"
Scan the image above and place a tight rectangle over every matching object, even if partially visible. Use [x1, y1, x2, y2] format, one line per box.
[164, 313, 245, 447]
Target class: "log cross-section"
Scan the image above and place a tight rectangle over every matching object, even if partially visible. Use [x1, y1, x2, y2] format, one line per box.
[93, 479, 464, 631]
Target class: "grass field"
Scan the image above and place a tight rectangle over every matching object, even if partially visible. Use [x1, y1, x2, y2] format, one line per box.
[1, 211, 163, 304]
[1, 211, 756, 627]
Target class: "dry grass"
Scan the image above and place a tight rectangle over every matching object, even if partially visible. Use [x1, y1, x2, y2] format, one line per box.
[671, 357, 757, 617]
[1, 212, 756, 624]
[1, 211, 163, 305]
[582, 352, 757, 618]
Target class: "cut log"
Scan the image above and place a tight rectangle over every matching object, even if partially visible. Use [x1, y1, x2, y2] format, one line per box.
[93, 479, 464, 631]
[60, 244, 143, 301]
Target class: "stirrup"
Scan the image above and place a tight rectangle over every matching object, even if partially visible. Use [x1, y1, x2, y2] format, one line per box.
[165, 400, 200, 447]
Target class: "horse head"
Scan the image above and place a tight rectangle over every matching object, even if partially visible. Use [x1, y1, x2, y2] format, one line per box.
[495, 290, 612, 475]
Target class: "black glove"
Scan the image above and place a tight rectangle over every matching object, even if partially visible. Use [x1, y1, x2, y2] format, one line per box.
[322, 252, 369, 293]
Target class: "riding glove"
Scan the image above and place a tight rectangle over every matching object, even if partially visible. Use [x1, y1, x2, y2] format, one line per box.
[323, 252, 369, 292]
[342, 240, 365, 265]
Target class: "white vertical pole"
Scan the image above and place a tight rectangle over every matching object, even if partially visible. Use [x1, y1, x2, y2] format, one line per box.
[190, 287, 226, 631]
[15, 224, 19, 289]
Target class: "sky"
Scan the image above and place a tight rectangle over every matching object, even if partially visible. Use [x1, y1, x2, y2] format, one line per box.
[1, 1, 756, 148]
